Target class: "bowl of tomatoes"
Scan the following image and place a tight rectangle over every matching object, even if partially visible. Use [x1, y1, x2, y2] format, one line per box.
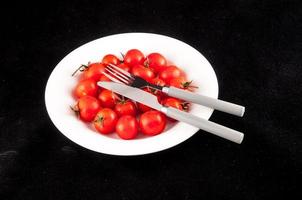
[45, 33, 218, 155]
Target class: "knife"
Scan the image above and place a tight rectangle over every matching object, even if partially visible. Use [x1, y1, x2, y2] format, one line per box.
[97, 81, 244, 144]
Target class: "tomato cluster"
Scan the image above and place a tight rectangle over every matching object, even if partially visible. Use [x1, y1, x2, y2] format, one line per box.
[71, 49, 195, 139]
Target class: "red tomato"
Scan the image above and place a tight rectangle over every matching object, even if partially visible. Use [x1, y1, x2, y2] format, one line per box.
[138, 102, 152, 113]
[162, 97, 186, 122]
[131, 64, 155, 82]
[98, 89, 119, 108]
[169, 77, 197, 91]
[117, 63, 131, 72]
[115, 100, 137, 117]
[99, 74, 111, 82]
[137, 87, 161, 113]
[94, 108, 118, 134]
[74, 96, 101, 122]
[159, 65, 185, 84]
[145, 53, 167, 73]
[102, 54, 121, 65]
[162, 97, 183, 110]
[150, 77, 166, 87]
[82, 63, 105, 81]
[124, 49, 145, 66]
[116, 115, 138, 139]
[74, 78, 98, 98]
[139, 111, 166, 136]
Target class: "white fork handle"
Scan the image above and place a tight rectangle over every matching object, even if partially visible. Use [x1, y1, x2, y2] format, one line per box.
[162, 107, 244, 144]
[163, 86, 245, 117]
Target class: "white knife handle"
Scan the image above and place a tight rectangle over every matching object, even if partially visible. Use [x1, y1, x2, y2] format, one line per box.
[163, 86, 245, 117]
[162, 107, 244, 144]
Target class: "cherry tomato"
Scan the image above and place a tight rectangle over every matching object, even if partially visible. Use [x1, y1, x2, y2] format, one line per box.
[145, 53, 167, 73]
[159, 65, 185, 84]
[124, 49, 145, 66]
[137, 87, 161, 113]
[74, 96, 101, 122]
[82, 63, 105, 81]
[98, 89, 119, 108]
[94, 108, 118, 134]
[74, 78, 98, 98]
[102, 54, 121, 65]
[117, 63, 131, 72]
[99, 74, 111, 82]
[115, 99, 137, 117]
[162, 97, 186, 122]
[139, 111, 166, 136]
[169, 77, 197, 91]
[131, 64, 155, 82]
[138, 101, 152, 113]
[162, 97, 184, 110]
[150, 77, 166, 87]
[116, 115, 138, 139]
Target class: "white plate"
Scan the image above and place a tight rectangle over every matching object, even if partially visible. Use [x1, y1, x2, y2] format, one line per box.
[45, 33, 218, 156]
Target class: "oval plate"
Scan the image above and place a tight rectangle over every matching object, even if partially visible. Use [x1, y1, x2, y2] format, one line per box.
[45, 33, 218, 156]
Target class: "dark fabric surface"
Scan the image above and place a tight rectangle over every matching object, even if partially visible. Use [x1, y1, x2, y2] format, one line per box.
[1, 0, 301, 199]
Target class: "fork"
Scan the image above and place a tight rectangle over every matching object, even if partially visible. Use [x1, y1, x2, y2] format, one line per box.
[103, 64, 245, 117]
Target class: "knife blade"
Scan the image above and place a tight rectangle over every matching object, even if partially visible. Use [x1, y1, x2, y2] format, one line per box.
[97, 81, 244, 144]
[98, 81, 163, 111]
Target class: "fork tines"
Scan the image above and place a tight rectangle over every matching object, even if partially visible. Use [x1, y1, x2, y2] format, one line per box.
[103, 64, 134, 85]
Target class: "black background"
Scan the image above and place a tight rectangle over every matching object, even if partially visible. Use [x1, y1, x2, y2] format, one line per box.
[1, 0, 302, 199]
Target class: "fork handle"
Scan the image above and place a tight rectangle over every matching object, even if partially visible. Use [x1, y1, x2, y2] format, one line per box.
[163, 86, 245, 117]
[162, 107, 244, 144]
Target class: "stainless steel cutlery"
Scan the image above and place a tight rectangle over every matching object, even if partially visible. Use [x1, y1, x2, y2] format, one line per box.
[103, 64, 245, 117]
[98, 64, 245, 144]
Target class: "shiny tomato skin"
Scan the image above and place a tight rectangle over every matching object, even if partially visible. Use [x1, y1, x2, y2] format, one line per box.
[94, 108, 118, 134]
[74, 78, 98, 98]
[117, 63, 131, 72]
[159, 65, 185, 84]
[145, 53, 167, 73]
[139, 111, 167, 136]
[169, 77, 187, 89]
[99, 74, 111, 82]
[77, 96, 101, 122]
[98, 89, 119, 108]
[115, 100, 137, 117]
[150, 77, 166, 87]
[138, 102, 152, 113]
[169, 77, 197, 92]
[82, 63, 105, 81]
[102, 54, 121, 65]
[162, 97, 183, 110]
[124, 49, 145, 66]
[131, 64, 155, 82]
[116, 115, 138, 139]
